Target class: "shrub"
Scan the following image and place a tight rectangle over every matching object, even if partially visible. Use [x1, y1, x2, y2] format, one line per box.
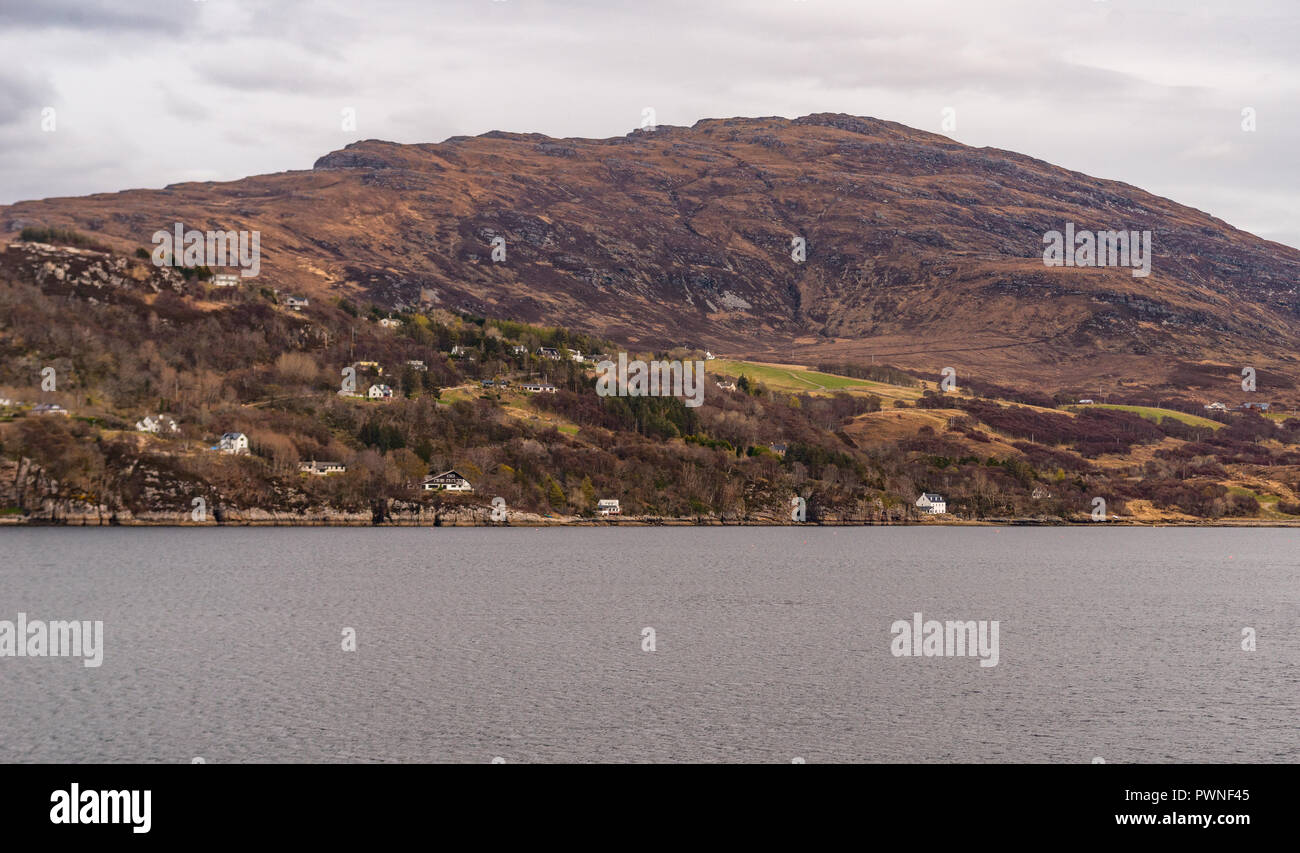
[19, 226, 108, 251]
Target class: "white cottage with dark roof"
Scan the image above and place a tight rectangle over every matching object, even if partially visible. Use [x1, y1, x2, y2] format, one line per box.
[915, 493, 947, 514]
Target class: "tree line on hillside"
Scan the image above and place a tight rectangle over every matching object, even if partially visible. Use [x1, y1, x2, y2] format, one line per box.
[5, 241, 1300, 522]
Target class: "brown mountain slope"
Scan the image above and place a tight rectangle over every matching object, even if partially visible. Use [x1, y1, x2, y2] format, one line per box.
[5, 113, 1300, 400]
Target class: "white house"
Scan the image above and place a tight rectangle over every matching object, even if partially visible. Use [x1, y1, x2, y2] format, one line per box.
[419, 470, 473, 492]
[211, 273, 240, 287]
[405, 360, 427, 372]
[136, 414, 180, 434]
[300, 460, 346, 475]
[509, 345, 528, 355]
[219, 432, 249, 455]
[1077, 399, 1094, 405]
[915, 493, 947, 514]
[569, 349, 584, 362]
[716, 380, 737, 391]
[597, 499, 621, 516]
[705, 351, 716, 360]
[368, 384, 394, 399]
[284, 295, 309, 311]
[521, 382, 557, 393]
[1204, 402, 1227, 411]
[33, 403, 69, 416]
[536, 347, 561, 360]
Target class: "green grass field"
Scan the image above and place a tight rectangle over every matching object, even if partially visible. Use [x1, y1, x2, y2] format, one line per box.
[437, 387, 474, 404]
[1229, 486, 1291, 516]
[711, 359, 902, 394]
[1072, 403, 1224, 430]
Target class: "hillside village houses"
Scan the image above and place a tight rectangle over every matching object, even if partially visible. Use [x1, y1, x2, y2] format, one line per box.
[219, 432, 249, 454]
[211, 273, 240, 287]
[405, 359, 427, 371]
[916, 493, 947, 514]
[136, 414, 180, 434]
[419, 470, 473, 492]
[379, 317, 401, 328]
[32, 403, 69, 416]
[509, 345, 528, 356]
[597, 499, 621, 516]
[1204, 401, 1228, 411]
[716, 380, 737, 391]
[368, 383, 394, 400]
[284, 295, 309, 311]
[536, 347, 561, 360]
[300, 460, 346, 476]
[353, 361, 382, 374]
[521, 382, 558, 393]
[568, 349, 584, 362]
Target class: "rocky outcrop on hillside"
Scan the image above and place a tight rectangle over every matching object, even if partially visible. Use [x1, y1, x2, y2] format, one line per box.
[0, 241, 184, 300]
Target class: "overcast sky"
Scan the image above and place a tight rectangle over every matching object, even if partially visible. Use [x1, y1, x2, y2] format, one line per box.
[2, 0, 1297, 248]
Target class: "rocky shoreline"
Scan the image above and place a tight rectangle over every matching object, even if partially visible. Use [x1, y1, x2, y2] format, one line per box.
[3, 509, 1298, 527]
[5, 457, 1297, 528]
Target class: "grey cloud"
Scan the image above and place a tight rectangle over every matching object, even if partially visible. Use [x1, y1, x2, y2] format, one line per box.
[0, 69, 56, 128]
[0, 0, 191, 34]
[193, 50, 352, 95]
[0, 0, 1296, 248]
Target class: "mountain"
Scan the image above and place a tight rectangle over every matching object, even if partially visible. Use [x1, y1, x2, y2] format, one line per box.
[4, 113, 1300, 401]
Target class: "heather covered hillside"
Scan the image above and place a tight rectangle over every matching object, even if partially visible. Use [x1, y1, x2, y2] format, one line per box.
[5, 114, 1300, 398]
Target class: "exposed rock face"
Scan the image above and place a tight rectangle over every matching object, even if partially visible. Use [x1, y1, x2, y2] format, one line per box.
[4, 113, 1300, 392]
[0, 457, 109, 524]
[0, 241, 184, 299]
